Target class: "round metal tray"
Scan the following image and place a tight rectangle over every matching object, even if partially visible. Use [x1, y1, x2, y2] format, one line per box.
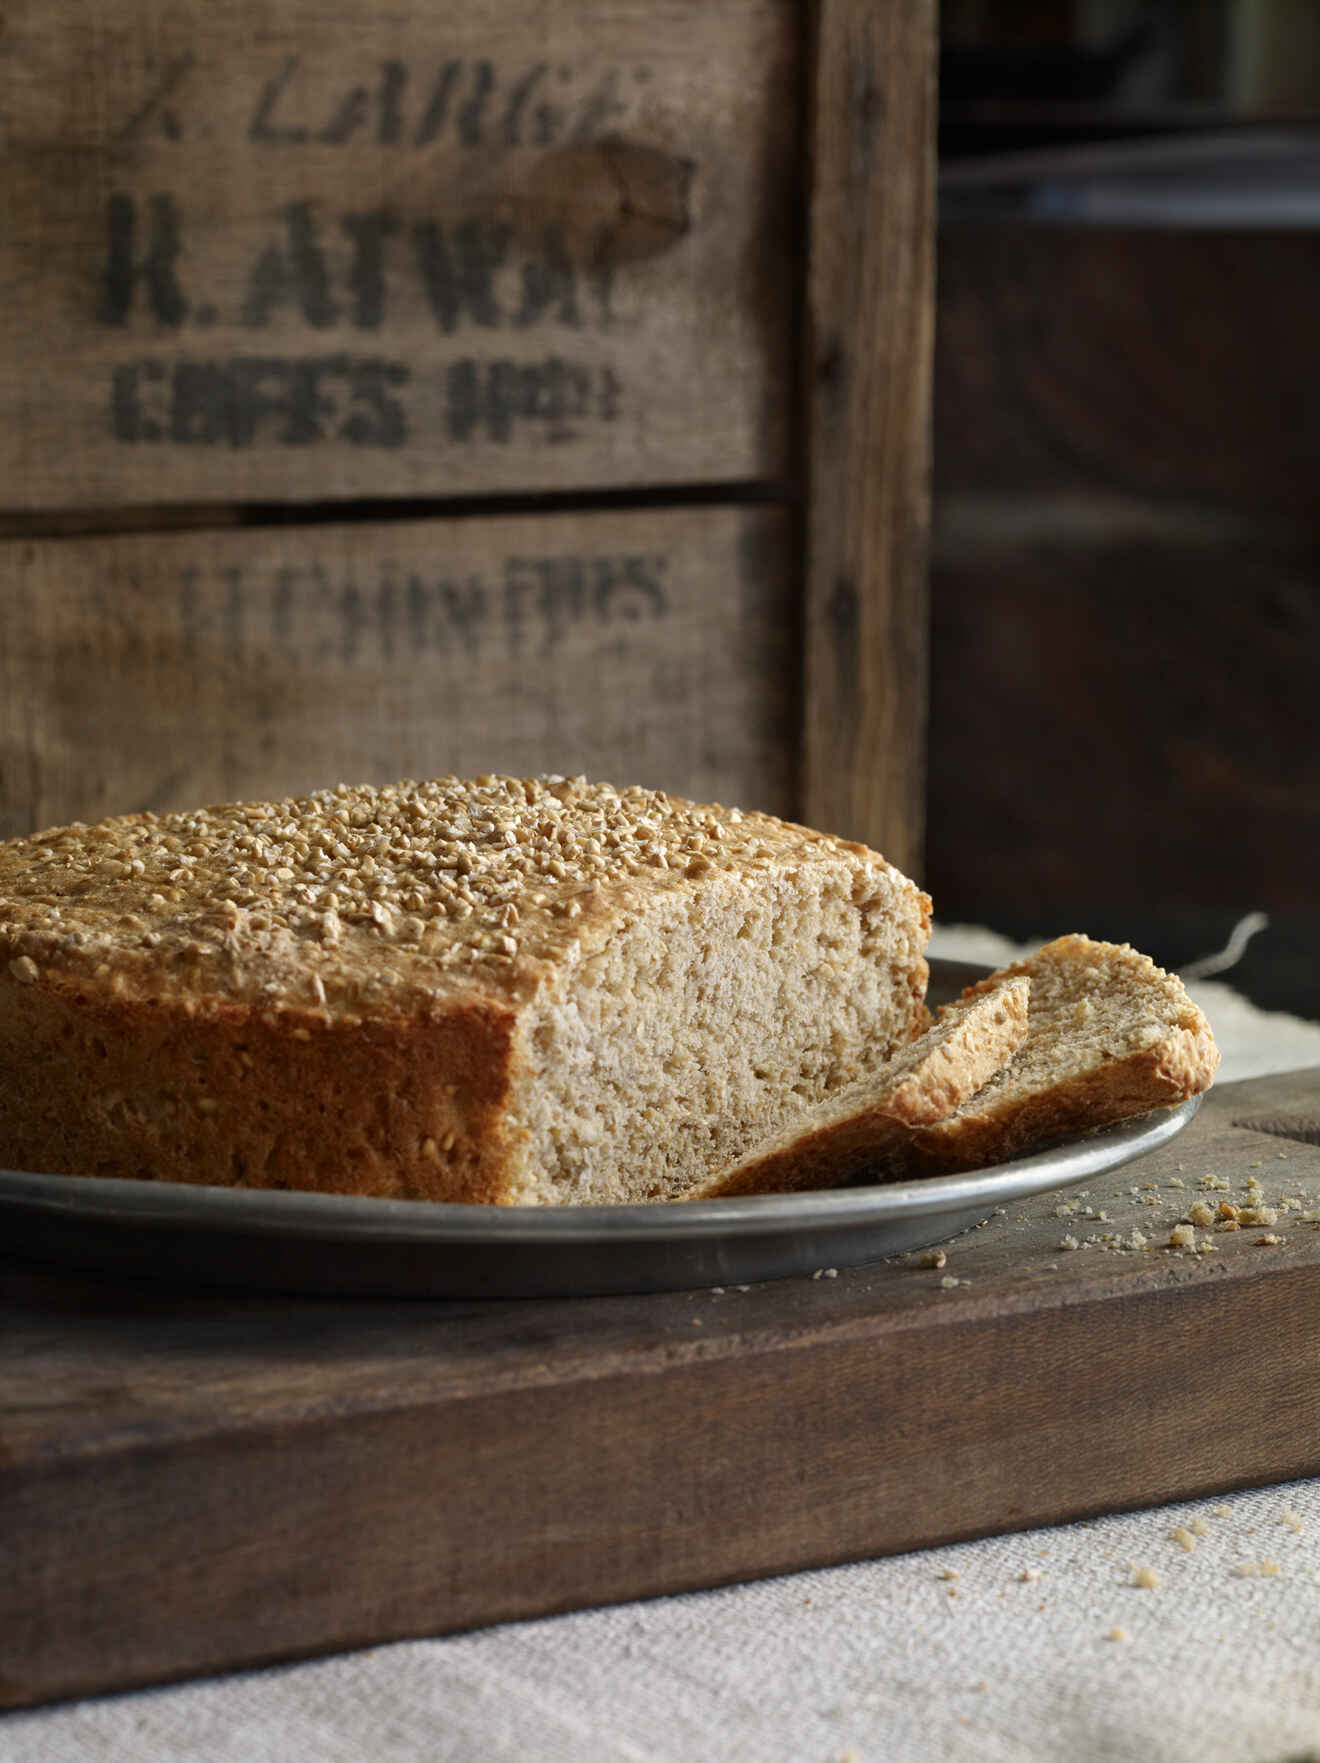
[0, 1097, 1200, 1299]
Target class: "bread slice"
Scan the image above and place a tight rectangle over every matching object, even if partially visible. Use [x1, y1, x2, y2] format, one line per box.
[888, 935, 1219, 1177]
[0, 776, 931, 1206]
[694, 975, 1030, 1198]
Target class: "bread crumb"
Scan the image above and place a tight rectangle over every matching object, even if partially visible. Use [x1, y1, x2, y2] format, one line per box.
[1168, 1177, 1185, 1189]
[1108, 1626, 1129, 1642]
[1059, 1235, 1081, 1251]
[1189, 1518, 1210, 1537]
[1130, 1566, 1159, 1589]
[1279, 1508, 1304, 1533]
[1240, 1205, 1279, 1228]
[1171, 1526, 1197, 1552]
[1214, 1505, 1233, 1518]
[1168, 1224, 1196, 1249]
[1186, 1202, 1216, 1228]
[1018, 1567, 1041, 1582]
[1199, 1174, 1230, 1190]
[940, 1274, 968, 1289]
[948, 1586, 960, 1599]
[1234, 1559, 1281, 1578]
[938, 1568, 960, 1581]
[921, 1249, 947, 1269]
[1256, 1233, 1282, 1246]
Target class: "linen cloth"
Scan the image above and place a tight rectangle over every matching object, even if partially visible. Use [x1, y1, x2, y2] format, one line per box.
[5, 929, 1320, 1763]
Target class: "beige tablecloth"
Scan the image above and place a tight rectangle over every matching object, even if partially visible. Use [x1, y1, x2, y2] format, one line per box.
[5, 931, 1320, 1763]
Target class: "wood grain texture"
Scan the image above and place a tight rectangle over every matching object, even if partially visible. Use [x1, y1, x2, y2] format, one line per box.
[935, 228, 1320, 525]
[926, 494, 1320, 918]
[928, 226, 1320, 921]
[801, 0, 936, 872]
[0, 506, 794, 836]
[3, 1066, 1320, 1708]
[0, 0, 796, 507]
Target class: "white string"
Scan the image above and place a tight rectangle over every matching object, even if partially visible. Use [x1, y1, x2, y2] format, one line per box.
[1181, 911, 1270, 981]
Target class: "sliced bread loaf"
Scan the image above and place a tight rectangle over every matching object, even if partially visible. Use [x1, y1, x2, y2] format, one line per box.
[0, 775, 931, 1206]
[695, 975, 1030, 1197]
[890, 935, 1219, 1177]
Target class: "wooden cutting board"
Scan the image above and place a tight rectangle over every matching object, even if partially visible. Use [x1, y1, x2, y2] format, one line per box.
[4, 1066, 1320, 1710]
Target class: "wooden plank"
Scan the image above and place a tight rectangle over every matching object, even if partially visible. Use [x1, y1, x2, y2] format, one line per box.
[927, 495, 1320, 919]
[935, 228, 1320, 526]
[801, 0, 936, 873]
[3, 1067, 1320, 1707]
[927, 223, 1320, 924]
[0, 506, 794, 836]
[0, 0, 796, 508]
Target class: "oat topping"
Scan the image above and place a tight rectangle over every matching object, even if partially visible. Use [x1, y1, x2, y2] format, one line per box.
[0, 775, 888, 1015]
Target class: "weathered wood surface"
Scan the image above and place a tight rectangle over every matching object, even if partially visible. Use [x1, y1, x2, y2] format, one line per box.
[927, 494, 1320, 918]
[801, 0, 937, 873]
[927, 224, 1320, 922]
[0, 0, 796, 507]
[936, 228, 1320, 524]
[0, 506, 794, 837]
[3, 1067, 1319, 1708]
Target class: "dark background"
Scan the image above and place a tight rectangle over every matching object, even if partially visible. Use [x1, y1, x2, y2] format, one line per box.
[927, 0, 1320, 1014]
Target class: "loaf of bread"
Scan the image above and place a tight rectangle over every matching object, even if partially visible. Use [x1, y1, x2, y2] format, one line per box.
[0, 776, 932, 1205]
[887, 935, 1220, 1177]
[696, 975, 1030, 1197]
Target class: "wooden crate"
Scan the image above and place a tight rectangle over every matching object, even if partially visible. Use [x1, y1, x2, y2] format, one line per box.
[0, 0, 935, 866]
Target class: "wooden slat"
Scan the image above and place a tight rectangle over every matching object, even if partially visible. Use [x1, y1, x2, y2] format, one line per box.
[935, 228, 1320, 525]
[801, 0, 936, 873]
[2, 1067, 1320, 1707]
[928, 225, 1320, 922]
[927, 495, 1320, 919]
[0, 507, 794, 835]
[0, 0, 796, 508]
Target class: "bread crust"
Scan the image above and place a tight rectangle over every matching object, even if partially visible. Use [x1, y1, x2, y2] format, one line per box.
[0, 965, 523, 1203]
[896, 936, 1220, 1177]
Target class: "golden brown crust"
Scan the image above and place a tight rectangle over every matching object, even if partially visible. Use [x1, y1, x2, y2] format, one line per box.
[891, 935, 1220, 1178]
[0, 965, 523, 1203]
[694, 976, 1029, 1198]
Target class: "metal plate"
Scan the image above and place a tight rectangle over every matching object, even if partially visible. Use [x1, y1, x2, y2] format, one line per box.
[0, 1098, 1200, 1299]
